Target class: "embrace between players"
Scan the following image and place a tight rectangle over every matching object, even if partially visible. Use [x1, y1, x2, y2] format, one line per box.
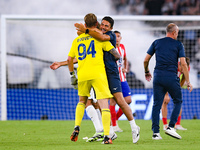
[50, 13, 193, 144]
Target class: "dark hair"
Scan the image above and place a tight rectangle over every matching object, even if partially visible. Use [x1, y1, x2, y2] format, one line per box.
[185, 57, 190, 66]
[179, 57, 190, 66]
[128, 61, 131, 67]
[114, 30, 121, 34]
[84, 13, 97, 28]
[102, 16, 114, 28]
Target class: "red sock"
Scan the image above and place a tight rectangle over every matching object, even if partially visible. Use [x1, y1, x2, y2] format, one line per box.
[162, 118, 168, 125]
[176, 116, 181, 125]
[116, 108, 123, 120]
[109, 105, 117, 126]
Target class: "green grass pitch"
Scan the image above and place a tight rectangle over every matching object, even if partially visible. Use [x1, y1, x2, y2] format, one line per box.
[0, 120, 200, 150]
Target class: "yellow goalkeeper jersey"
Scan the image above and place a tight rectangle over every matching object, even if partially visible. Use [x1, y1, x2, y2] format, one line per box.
[68, 33, 114, 82]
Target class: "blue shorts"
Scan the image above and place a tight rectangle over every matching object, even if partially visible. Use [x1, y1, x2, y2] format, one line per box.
[107, 72, 122, 94]
[121, 81, 131, 98]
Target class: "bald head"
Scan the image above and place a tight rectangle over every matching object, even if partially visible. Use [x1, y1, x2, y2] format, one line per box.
[166, 23, 178, 33]
[166, 23, 179, 40]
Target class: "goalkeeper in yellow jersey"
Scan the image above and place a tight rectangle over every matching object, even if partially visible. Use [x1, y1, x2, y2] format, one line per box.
[68, 13, 120, 144]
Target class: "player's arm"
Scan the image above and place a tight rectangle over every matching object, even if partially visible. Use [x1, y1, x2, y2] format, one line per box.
[143, 53, 152, 82]
[77, 31, 83, 36]
[50, 58, 78, 70]
[122, 55, 128, 73]
[68, 56, 74, 72]
[180, 57, 193, 92]
[109, 48, 120, 60]
[74, 23, 110, 41]
[180, 74, 186, 87]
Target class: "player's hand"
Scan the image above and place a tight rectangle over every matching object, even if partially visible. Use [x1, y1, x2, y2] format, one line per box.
[72, 84, 78, 90]
[50, 62, 61, 70]
[145, 72, 152, 82]
[70, 71, 78, 85]
[74, 23, 86, 33]
[122, 68, 127, 73]
[70, 70, 78, 89]
[186, 82, 193, 92]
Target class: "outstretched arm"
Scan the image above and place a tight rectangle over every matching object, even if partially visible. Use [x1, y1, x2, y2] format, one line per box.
[50, 58, 78, 70]
[74, 23, 110, 41]
[68, 56, 74, 72]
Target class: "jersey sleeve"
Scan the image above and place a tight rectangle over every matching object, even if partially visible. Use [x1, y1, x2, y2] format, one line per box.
[68, 39, 76, 58]
[106, 31, 114, 41]
[147, 40, 156, 56]
[121, 44, 126, 57]
[102, 41, 114, 52]
[109, 33, 115, 41]
[178, 42, 185, 58]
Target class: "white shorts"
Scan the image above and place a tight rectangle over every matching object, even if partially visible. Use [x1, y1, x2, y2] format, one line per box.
[88, 87, 97, 103]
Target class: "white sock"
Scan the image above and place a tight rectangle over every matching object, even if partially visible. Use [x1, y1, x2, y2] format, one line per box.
[109, 125, 115, 137]
[96, 109, 103, 128]
[86, 105, 103, 132]
[129, 119, 137, 130]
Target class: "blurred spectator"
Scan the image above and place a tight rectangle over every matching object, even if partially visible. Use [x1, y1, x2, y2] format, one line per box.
[161, 0, 175, 15]
[126, 61, 145, 88]
[129, 0, 145, 15]
[110, 0, 200, 15]
[143, 0, 165, 15]
[111, 0, 130, 14]
[179, 0, 200, 15]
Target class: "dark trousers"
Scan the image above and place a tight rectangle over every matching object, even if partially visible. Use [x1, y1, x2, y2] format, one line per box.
[152, 75, 182, 133]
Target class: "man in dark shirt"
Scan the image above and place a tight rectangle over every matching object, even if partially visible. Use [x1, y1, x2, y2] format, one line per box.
[143, 23, 193, 140]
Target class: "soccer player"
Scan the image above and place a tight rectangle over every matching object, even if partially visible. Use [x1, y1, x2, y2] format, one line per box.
[143, 23, 193, 140]
[75, 16, 140, 144]
[50, 60, 105, 141]
[109, 30, 132, 132]
[162, 57, 190, 131]
[68, 13, 120, 144]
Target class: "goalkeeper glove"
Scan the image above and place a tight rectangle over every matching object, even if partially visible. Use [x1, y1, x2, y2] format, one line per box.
[72, 84, 78, 90]
[70, 71, 78, 85]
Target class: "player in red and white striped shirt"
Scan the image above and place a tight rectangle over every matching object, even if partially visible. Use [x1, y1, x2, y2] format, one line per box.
[162, 57, 190, 131]
[109, 31, 132, 132]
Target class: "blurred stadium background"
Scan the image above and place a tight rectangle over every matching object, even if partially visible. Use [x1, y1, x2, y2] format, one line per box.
[0, 0, 200, 121]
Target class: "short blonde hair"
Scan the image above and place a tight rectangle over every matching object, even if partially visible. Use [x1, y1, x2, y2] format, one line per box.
[84, 13, 97, 28]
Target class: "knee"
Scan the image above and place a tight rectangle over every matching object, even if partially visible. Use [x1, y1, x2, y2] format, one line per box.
[163, 101, 169, 105]
[163, 97, 170, 105]
[85, 100, 93, 108]
[174, 98, 182, 104]
[125, 97, 132, 104]
[92, 102, 98, 109]
[110, 98, 116, 106]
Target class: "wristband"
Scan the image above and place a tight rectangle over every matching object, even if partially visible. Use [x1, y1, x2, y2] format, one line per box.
[145, 71, 149, 74]
[85, 29, 89, 34]
[70, 71, 74, 75]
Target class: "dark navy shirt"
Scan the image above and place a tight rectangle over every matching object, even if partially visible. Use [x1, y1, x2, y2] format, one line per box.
[103, 31, 119, 74]
[147, 37, 185, 76]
